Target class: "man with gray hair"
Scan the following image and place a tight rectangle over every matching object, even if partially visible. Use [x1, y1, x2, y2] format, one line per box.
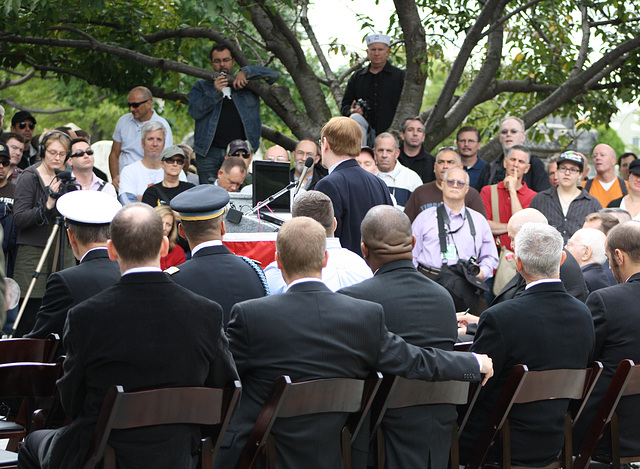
[404, 147, 486, 222]
[566, 227, 613, 293]
[118, 121, 187, 204]
[108, 86, 173, 189]
[374, 132, 422, 208]
[460, 222, 595, 467]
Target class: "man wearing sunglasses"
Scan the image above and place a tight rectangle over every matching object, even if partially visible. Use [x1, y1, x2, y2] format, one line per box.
[108, 86, 173, 191]
[225, 139, 254, 189]
[189, 43, 279, 184]
[10, 110, 38, 169]
[68, 139, 117, 198]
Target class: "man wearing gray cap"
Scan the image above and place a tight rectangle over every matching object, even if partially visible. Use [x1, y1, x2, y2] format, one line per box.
[169, 184, 268, 325]
[341, 33, 405, 138]
[25, 191, 122, 351]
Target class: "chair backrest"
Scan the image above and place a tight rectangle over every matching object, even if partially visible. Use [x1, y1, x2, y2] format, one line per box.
[574, 359, 640, 469]
[0, 334, 60, 364]
[235, 373, 383, 469]
[0, 361, 63, 398]
[82, 381, 242, 469]
[464, 362, 603, 469]
[369, 373, 479, 469]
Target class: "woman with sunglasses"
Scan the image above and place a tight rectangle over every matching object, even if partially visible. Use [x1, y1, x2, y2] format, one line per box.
[68, 139, 117, 198]
[12, 130, 76, 336]
[141, 147, 195, 207]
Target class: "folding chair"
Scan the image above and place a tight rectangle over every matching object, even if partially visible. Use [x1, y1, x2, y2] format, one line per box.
[574, 359, 640, 469]
[235, 372, 383, 469]
[464, 362, 603, 469]
[0, 334, 60, 364]
[370, 373, 481, 469]
[81, 381, 241, 469]
[0, 361, 64, 468]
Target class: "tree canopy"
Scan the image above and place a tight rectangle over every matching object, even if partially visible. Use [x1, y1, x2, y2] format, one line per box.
[2, 0, 640, 159]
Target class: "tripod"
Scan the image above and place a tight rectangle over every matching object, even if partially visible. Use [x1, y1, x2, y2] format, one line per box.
[9, 216, 68, 338]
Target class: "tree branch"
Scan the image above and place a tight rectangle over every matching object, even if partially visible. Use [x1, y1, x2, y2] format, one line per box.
[300, 0, 343, 105]
[261, 125, 299, 149]
[0, 98, 73, 114]
[571, 2, 590, 77]
[0, 68, 36, 90]
[480, 0, 546, 39]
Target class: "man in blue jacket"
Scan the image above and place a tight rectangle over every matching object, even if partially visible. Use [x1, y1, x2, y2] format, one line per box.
[188, 44, 278, 183]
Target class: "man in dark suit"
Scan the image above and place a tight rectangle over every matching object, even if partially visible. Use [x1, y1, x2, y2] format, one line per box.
[491, 208, 589, 304]
[169, 184, 268, 325]
[573, 222, 640, 459]
[26, 191, 122, 350]
[315, 116, 393, 255]
[565, 227, 614, 293]
[215, 216, 493, 469]
[460, 222, 595, 467]
[339, 205, 458, 469]
[19, 203, 238, 469]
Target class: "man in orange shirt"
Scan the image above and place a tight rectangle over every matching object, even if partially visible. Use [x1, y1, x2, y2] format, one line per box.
[582, 143, 628, 207]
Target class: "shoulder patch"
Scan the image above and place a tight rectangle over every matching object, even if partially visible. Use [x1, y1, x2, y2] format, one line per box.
[165, 266, 180, 275]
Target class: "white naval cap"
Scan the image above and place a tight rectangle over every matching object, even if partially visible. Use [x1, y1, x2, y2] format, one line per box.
[56, 190, 122, 225]
[365, 33, 391, 46]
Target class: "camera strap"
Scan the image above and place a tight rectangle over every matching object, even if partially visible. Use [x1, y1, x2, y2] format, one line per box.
[436, 204, 478, 263]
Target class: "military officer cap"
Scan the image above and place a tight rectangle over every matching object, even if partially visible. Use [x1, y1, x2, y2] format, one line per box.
[170, 185, 230, 221]
[56, 190, 122, 225]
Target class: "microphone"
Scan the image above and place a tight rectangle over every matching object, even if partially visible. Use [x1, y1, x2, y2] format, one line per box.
[293, 156, 314, 198]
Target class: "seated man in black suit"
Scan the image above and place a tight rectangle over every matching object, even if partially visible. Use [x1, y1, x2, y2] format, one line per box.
[26, 191, 122, 352]
[315, 116, 393, 255]
[573, 221, 640, 460]
[339, 205, 458, 469]
[19, 203, 238, 469]
[215, 217, 494, 469]
[459, 222, 595, 467]
[565, 227, 614, 293]
[169, 184, 268, 325]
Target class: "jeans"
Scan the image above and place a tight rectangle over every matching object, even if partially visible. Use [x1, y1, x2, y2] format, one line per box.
[196, 145, 227, 184]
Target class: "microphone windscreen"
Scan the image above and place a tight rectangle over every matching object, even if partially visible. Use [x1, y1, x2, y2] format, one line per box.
[304, 156, 314, 168]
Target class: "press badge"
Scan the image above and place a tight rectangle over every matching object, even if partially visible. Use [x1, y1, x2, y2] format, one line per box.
[444, 244, 457, 260]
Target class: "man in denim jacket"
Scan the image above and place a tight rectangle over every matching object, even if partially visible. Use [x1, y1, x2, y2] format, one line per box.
[189, 44, 279, 184]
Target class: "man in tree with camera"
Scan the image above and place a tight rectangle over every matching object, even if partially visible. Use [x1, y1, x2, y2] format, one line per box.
[341, 33, 405, 142]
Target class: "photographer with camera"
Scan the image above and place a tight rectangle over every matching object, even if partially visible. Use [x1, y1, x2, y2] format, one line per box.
[412, 167, 498, 314]
[12, 130, 76, 336]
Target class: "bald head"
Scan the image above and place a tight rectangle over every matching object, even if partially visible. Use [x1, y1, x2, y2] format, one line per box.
[110, 203, 164, 265]
[361, 206, 414, 266]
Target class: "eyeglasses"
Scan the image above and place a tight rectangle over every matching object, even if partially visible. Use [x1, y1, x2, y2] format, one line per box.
[45, 149, 67, 159]
[17, 122, 35, 130]
[232, 151, 250, 158]
[558, 165, 581, 174]
[295, 150, 315, 159]
[445, 179, 467, 188]
[212, 57, 233, 65]
[127, 99, 149, 108]
[0, 160, 11, 167]
[164, 157, 185, 165]
[500, 128, 521, 135]
[71, 149, 94, 158]
[7, 145, 22, 153]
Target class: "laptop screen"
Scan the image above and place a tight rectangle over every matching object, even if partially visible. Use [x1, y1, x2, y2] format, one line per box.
[252, 160, 291, 212]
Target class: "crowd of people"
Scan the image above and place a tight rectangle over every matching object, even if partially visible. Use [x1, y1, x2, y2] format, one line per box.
[0, 32, 639, 469]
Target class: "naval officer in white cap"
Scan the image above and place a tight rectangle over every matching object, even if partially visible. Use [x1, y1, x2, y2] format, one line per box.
[25, 190, 122, 349]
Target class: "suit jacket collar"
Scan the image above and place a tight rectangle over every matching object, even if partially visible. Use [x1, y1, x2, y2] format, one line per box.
[582, 263, 602, 273]
[118, 271, 172, 286]
[374, 259, 415, 276]
[191, 244, 232, 258]
[627, 272, 640, 283]
[80, 248, 109, 264]
[332, 158, 359, 173]
[521, 281, 567, 296]
[286, 280, 331, 294]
